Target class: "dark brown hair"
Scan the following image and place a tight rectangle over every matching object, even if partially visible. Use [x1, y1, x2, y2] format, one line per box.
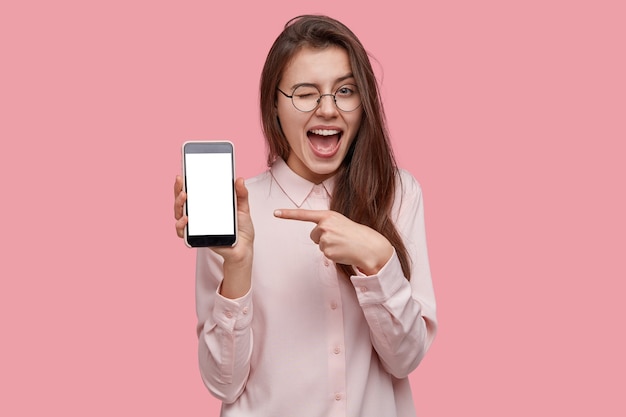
[260, 15, 411, 280]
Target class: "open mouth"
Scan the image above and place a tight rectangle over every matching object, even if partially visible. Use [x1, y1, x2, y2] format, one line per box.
[307, 128, 343, 157]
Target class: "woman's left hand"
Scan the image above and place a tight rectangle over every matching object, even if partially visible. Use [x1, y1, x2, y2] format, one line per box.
[274, 208, 394, 275]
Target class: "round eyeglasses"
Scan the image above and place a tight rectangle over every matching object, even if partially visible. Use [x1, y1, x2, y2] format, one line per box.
[277, 84, 362, 112]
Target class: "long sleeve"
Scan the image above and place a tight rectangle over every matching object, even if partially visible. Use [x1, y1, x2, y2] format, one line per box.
[195, 248, 253, 403]
[350, 171, 437, 378]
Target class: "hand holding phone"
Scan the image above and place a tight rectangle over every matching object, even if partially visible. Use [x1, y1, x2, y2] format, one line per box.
[182, 141, 237, 247]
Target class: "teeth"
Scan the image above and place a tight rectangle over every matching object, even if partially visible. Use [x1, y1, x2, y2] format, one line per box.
[309, 129, 340, 136]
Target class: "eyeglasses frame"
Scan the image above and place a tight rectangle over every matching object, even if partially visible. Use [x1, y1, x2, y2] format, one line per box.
[277, 84, 362, 113]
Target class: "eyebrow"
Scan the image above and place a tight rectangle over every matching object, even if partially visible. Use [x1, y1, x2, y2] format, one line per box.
[289, 73, 355, 90]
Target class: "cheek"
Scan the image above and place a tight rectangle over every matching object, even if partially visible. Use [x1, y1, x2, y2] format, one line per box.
[276, 104, 293, 128]
[277, 108, 305, 136]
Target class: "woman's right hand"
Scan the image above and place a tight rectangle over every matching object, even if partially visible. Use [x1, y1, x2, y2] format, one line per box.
[173, 175, 255, 252]
[174, 175, 254, 274]
[173, 175, 255, 297]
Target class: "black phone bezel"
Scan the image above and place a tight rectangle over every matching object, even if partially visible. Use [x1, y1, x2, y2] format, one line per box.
[183, 141, 237, 248]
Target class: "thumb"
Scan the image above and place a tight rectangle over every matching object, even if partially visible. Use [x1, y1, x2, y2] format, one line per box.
[234, 177, 250, 214]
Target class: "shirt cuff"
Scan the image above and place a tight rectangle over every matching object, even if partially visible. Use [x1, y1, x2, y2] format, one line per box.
[350, 250, 406, 305]
[212, 286, 253, 333]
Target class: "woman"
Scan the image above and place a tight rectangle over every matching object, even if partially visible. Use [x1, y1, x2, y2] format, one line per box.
[174, 15, 437, 417]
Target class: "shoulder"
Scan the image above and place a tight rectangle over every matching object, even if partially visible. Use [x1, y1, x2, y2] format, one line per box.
[389, 168, 427, 229]
[396, 168, 423, 199]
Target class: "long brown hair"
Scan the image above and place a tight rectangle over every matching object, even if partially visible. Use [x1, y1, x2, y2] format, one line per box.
[260, 15, 411, 280]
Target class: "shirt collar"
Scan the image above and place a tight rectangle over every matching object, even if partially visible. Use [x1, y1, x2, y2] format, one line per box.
[270, 158, 336, 207]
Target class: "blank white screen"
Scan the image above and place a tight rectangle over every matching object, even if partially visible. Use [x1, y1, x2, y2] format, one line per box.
[185, 152, 234, 236]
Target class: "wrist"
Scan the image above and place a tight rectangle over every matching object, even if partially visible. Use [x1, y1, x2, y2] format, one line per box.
[358, 243, 393, 276]
[220, 250, 253, 299]
[222, 248, 253, 268]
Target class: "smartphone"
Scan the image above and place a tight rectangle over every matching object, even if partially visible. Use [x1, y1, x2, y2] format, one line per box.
[182, 141, 237, 247]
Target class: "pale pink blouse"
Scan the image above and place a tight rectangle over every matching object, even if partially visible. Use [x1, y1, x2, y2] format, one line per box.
[195, 158, 437, 417]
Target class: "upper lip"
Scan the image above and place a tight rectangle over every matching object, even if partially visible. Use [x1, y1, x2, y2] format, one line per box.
[307, 126, 343, 135]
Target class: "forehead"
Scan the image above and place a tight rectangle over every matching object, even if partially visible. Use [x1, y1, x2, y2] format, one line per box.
[281, 45, 353, 86]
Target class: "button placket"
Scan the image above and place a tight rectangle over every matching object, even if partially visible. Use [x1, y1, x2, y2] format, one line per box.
[308, 181, 346, 414]
[325, 283, 346, 413]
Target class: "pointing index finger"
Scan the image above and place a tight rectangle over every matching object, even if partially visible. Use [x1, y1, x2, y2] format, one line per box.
[274, 208, 326, 224]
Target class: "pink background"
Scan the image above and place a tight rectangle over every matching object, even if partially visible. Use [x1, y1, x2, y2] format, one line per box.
[2, 0, 624, 415]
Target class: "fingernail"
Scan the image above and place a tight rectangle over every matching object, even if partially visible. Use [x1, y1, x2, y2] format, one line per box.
[273, 210, 282, 217]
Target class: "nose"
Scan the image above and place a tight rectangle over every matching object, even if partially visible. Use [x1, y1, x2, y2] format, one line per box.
[315, 93, 339, 117]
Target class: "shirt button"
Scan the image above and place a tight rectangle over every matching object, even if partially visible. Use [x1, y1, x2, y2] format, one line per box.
[335, 393, 342, 401]
[224, 311, 233, 318]
[323, 259, 330, 267]
[242, 307, 249, 315]
[334, 346, 341, 355]
[330, 302, 338, 310]
[360, 286, 368, 293]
